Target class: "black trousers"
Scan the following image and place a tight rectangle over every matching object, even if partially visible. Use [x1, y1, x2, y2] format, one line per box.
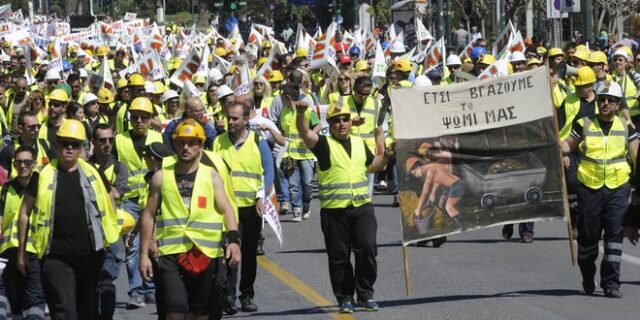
[1, 249, 45, 319]
[576, 183, 629, 290]
[42, 251, 105, 320]
[228, 206, 261, 300]
[320, 203, 378, 304]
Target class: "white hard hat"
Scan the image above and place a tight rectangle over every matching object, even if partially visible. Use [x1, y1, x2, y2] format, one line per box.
[216, 85, 234, 99]
[612, 49, 630, 61]
[45, 69, 61, 81]
[79, 69, 88, 78]
[446, 54, 462, 66]
[413, 75, 432, 88]
[144, 81, 156, 94]
[595, 81, 623, 99]
[82, 93, 99, 105]
[390, 41, 406, 53]
[208, 68, 223, 82]
[509, 51, 527, 62]
[163, 89, 179, 102]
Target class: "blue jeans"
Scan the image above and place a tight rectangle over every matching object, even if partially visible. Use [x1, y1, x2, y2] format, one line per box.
[123, 200, 155, 297]
[276, 165, 290, 205]
[287, 159, 315, 210]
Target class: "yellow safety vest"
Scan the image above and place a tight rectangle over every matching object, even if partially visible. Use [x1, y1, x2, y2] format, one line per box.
[115, 130, 163, 199]
[340, 95, 379, 153]
[317, 135, 370, 208]
[258, 96, 274, 118]
[552, 83, 568, 108]
[157, 162, 224, 259]
[0, 183, 36, 253]
[213, 130, 263, 207]
[30, 159, 120, 258]
[559, 94, 582, 140]
[279, 107, 316, 160]
[577, 116, 630, 189]
[612, 72, 639, 115]
[115, 103, 130, 134]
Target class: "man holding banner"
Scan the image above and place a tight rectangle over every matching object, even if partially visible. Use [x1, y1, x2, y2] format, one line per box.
[561, 81, 638, 298]
[295, 86, 392, 313]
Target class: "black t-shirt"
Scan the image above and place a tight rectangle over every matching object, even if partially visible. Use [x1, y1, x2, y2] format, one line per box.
[311, 135, 374, 171]
[26, 165, 111, 255]
[175, 170, 197, 210]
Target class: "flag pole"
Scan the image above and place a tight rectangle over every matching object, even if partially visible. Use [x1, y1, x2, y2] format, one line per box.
[402, 244, 411, 296]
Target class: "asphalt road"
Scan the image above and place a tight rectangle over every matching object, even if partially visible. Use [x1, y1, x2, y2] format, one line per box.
[114, 194, 640, 320]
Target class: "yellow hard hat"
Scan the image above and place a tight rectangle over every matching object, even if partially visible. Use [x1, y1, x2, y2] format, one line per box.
[128, 73, 146, 87]
[527, 58, 542, 66]
[129, 97, 154, 114]
[589, 51, 608, 65]
[57, 119, 86, 141]
[85, 48, 93, 56]
[116, 78, 128, 89]
[573, 48, 590, 62]
[548, 47, 564, 57]
[119, 209, 136, 235]
[96, 45, 110, 58]
[98, 87, 115, 104]
[354, 60, 368, 71]
[208, 54, 213, 63]
[295, 47, 308, 58]
[261, 40, 272, 48]
[576, 44, 589, 52]
[173, 119, 205, 142]
[478, 54, 496, 65]
[392, 58, 412, 72]
[257, 57, 268, 68]
[326, 102, 351, 120]
[214, 47, 227, 57]
[171, 58, 183, 70]
[269, 70, 284, 82]
[536, 46, 547, 55]
[194, 76, 206, 85]
[48, 88, 69, 103]
[153, 80, 165, 94]
[574, 66, 596, 86]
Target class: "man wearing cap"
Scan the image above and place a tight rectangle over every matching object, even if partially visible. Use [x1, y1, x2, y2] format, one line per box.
[163, 90, 181, 120]
[444, 55, 462, 84]
[114, 97, 166, 309]
[43, 69, 61, 95]
[295, 90, 391, 313]
[214, 101, 274, 313]
[561, 81, 638, 298]
[115, 73, 146, 134]
[139, 119, 241, 320]
[0, 112, 52, 179]
[89, 124, 129, 320]
[83, 92, 108, 132]
[164, 97, 218, 149]
[17, 119, 120, 319]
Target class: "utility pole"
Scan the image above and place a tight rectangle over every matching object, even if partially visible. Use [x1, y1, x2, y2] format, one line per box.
[436, 0, 444, 39]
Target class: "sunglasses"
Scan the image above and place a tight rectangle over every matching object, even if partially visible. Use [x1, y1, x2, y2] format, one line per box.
[131, 114, 150, 122]
[330, 116, 350, 124]
[58, 140, 83, 149]
[97, 137, 114, 143]
[50, 102, 65, 108]
[25, 124, 41, 131]
[598, 96, 620, 104]
[14, 159, 34, 167]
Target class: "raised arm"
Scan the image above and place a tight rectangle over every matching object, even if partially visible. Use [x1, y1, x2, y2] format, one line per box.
[295, 101, 319, 150]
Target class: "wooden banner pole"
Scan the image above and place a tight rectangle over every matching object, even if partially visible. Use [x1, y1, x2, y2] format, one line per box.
[402, 244, 412, 296]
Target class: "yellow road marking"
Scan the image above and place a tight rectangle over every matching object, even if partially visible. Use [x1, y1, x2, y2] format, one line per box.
[258, 256, 356, 320]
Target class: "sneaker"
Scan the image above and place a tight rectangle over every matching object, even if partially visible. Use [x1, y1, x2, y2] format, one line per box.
[339, 300, 354, 313]
[502, 225, 514, 240]
[604, 288, 623, 298]
[280, 202, 291, 215]
[302, 211, 310, 220]
[520, 233, 534, 243]
[582, 279, 595, 295]
[358, 299, 379, 311]
[225, 296, 238, 315]
[126, 294, 146, 309]
[292, 209, 302, 222]
[144, 292, 156, 304]
[240, 296, 258, 312]
[392, 196, 399, 207]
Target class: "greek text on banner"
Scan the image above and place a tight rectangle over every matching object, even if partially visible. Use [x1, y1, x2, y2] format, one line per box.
[390, 67, 553, 140]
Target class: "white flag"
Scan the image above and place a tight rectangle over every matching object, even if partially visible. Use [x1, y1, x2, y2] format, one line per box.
[372, 42, 388, 78]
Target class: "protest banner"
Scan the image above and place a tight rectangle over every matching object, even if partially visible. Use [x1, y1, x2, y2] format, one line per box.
[262, 197, 283, 246]
[169, 47, 201, 88]
[119, 50, 164, 80]
[309, 22, 337, 70]
[390, 67, 567, 245]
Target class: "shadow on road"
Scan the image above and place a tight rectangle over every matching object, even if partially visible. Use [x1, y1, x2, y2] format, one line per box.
[446, 237, 568, 244]
[378, 289, 584, 307]
[223, 305, 336, 318]
[276, 242, 403, 254]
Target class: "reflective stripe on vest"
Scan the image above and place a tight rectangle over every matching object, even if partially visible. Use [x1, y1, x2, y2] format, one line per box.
[317, 135, 371, 208]
[577, 116, 631, 189]
[280, 107, 315, 160]
[115, 130, 163, 199]
[613, 72, 639, 115]
[31, 159, 120, 258]
[157, 163, 224, 258]
[213, 130, 264, 207]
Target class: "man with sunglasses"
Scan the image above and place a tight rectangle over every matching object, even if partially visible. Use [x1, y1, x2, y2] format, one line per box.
[39, 88, 70, 155]
[114, 97, 166, 309]
[17, 119, 120, 319]
[0, 146, 46, 320]
[0, 112, 52, 179]
[115, 73, 147, 134]
[561, 81, 638, 298]
[295, 97, 392, 313]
